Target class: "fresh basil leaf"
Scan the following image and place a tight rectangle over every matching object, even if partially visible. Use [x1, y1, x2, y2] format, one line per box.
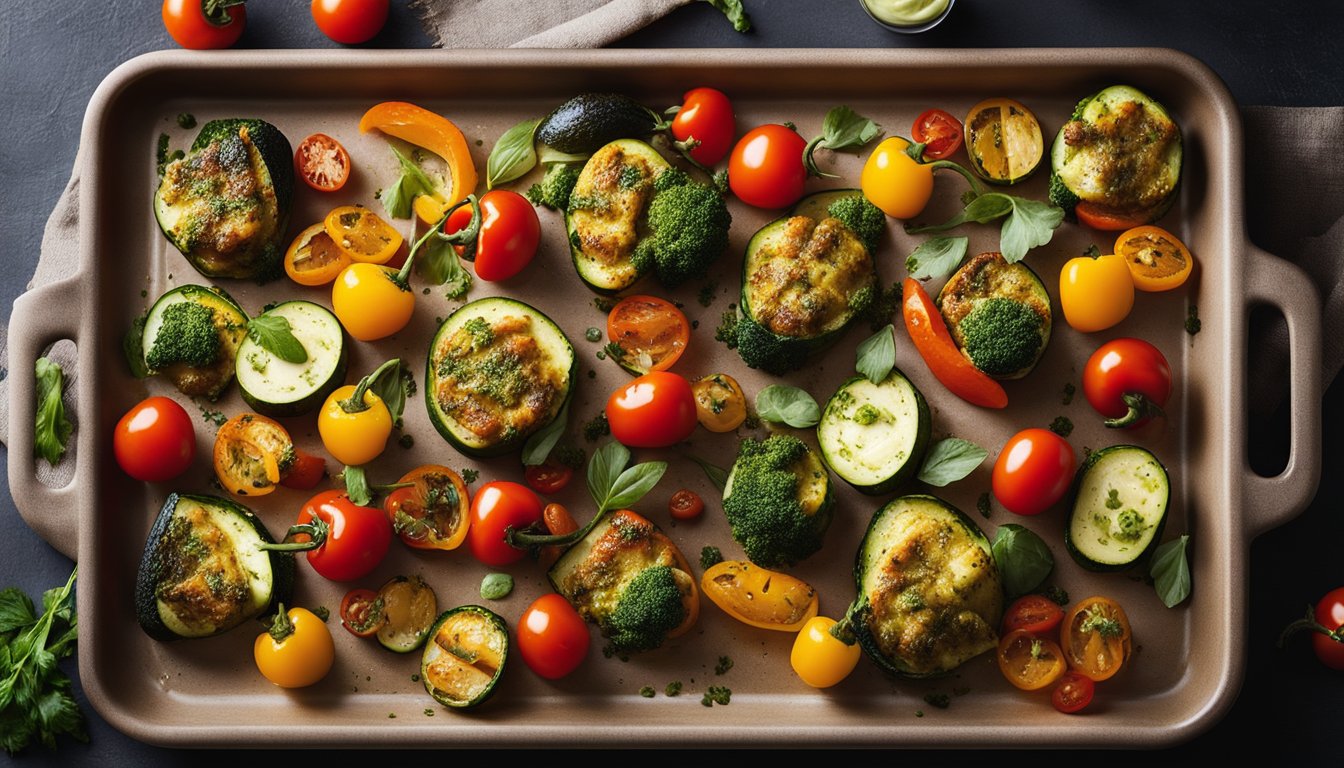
[905, 236, 969, 281]
[991, 524, 1054, 599]
[1150, 535, 1191, 607]
[247, 315, 307, 364]
[366, 359, 408, 428]
[33, 358, 72, 467]
[416, 229, 473, 299]
[0, 588, 36, 634]
[821, 106, 882, 152]
[917, 437, 988, 487]
[755, 384, 821, 428]
[855, 325, 896, 384]
[381, 145, 439, 220]
[603, 461, 669, 513]
[479, 573, 514, 601]
[1000, 196, 1064, 263]
[537, 145, 589, 165]
[686, 454, 729, 493]
[123, 314, 149, 379]
[341, 465, 373, 507]
[486, 118, 540, 190]
[521, 402, 569, 467]
[587, 441, 631, 510]
[702, 0, 752, 32]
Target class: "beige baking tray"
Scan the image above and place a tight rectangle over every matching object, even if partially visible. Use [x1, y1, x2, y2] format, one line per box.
[6, 49, 1322, 749]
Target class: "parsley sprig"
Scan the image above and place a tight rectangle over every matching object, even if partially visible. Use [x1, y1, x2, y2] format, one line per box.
[0, 569, 86, 754]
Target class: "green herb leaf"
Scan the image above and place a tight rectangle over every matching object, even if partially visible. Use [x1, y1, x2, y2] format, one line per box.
[804, 106, 882, 177]
[603, 461, 669, 513]
[0, 589, 36, 635]
[123, 314, 149, 379]
[701, 0, 752, 32]
[905, 236, 969, 281]
[917, 438, 988, 487]
[1150, 535, 1191, 607]
[479, 573, 514, 601]
[341, 465, 373, 507]
[521, 402, 570, 467]
[416, 231, 473, 299]
[366, 359, 408, 428]
[755, 384, 821, 428]
[587, 441, 632, 510]
[382, 145, 440, 219]
[486, 118, 540, 190]
[906, 193, 1013, 234]
[855, 325, 896, 384]
[686, 454, 729, 492]
[0, 568, 85, 755]
[33, 358, 72, 467]
[246, 315, 307, 364]
[999, 196, 1065, 263]
[991, 524, 1054, 599]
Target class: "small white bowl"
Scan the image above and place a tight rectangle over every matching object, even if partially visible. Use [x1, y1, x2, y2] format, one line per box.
[860, 0, 956, 34]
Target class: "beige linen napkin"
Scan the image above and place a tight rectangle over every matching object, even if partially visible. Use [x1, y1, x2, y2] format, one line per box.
[410, 0, 695, 48]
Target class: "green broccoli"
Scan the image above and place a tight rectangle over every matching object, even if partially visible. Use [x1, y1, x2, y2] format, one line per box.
[827, 195, 885, 254]
[604, 565, 687, 653]
[722, 434, 833, 568]
[145, 301, 219, 370]
[733, 314, 812, 375]
[1048, 172, 1080, 218]
[525, 163, 580, 211]
[957, 297, 1045, 377]
[632, 168, 732, 288]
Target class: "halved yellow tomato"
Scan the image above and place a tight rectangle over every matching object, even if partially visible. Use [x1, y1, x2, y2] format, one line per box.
[323, 206, 403, 264]
[213, 413, 294, 497]
[964, 97, 1044, 184]
[359, 101, 479, 225]
[997, 629, 1067, 691]
[1061, 596, 1133, 682]
[701, 560, 819, 632]
[691, 373, 747, 433]
[284, 222, 351, 286]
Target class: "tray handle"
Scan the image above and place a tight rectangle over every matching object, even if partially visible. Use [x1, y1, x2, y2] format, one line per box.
[7, 277, 85, 560]
[1242, 244, 1323, 538]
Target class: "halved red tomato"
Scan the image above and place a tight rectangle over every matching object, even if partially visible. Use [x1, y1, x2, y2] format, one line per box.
[912, 108, 963, 160]
[339, 588, 386, 638]
[295, 133, 351, 192]
[607, 295, 689, 375]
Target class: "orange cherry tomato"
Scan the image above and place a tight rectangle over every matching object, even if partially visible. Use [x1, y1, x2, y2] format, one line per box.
[861, 136, 935, 220]
[284, 223, 352, 286]
[162, 0, 245, 50]
[383, 465, 471, 551]
[1061, 596, 1133, 682]
[1052, 670, 1096, 714]
[1075, 201, 1154, 232]
[728, 124, 808, 209]
[279, 448, 327, 490]
[997, 629, 1067, 691]
[295, 133, 351, 192]
[324, 206, 403, 265]
[992, 428, 1076, 516]
[1114, 225, 1194, 291]
[901, 277, 1008, 409]
[607, 295, 690, 375]
[691, 373, 747, 433]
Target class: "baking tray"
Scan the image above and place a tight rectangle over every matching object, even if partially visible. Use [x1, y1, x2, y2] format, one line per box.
[6, 49, 1322, 749]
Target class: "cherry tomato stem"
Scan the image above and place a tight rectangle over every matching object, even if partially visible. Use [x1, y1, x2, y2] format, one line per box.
[1083, 338, 1173, 429]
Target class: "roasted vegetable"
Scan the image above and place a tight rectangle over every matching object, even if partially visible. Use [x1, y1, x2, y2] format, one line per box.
[938, 251, 1051, 380]
[421, 605, 509, 709]
[722, 434, 835, 568]
[140, 284, 249, 401]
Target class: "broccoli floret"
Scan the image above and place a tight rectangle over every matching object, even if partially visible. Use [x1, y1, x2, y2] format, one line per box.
[958, 298, 1045, 377]
[1048, 172, 1080, 217]
[604, 565, 687, 653]
[734, 314, 811, 375]
[638, 168, 732, 288]
[722, 434, 832, 568]
[145, 301, 219, 370]
[525, 163, 580, 211]
[847, 283, 876, 317]
[827, 195, 885, 254]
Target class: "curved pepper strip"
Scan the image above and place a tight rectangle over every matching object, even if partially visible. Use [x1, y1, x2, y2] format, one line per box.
[901, 277, 1008, 409]
[359, 101, 479, 225]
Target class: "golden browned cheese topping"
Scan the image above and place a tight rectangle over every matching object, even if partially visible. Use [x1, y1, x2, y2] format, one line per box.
[432, 313, 565, 443]
[155, 506, 253, 631]
[424, 611, 505, 703]
[570, 145, 657, 268]
[865, 514, 1001, 676]
[556, 514, 683, 623]
[747, 216, 875, 338]
[1062, 100, 1179, 210]
[938, 251, 1050, 348]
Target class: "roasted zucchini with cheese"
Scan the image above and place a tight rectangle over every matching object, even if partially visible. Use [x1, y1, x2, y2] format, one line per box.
[140, 284, 249, 401]
[135, 493, 294, 641]
[421, 605, 509, 709]
[937, 251, 1052, 380]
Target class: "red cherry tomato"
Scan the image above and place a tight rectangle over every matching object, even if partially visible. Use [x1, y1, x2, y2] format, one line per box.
[516, 592, 591, 680]
[339, 588, 386, 638]
[444, 190, 541, 282]
[671, 87, 736, 167]
[605, 371, 699, 449]
[525, 460, 574, 495]
[728, 124, 808, 209]
[1075, 202, 1153, 232]
[1052, 670, 1096, 714]
[162, 0, 245, 50]
[912, 108, 964, 160]
[668, 489, 705, 521]
[1001, 594, 1066, 636]
[1082, 338, 1173, 429]
[310, 0, 388, 44]
[291, 490, 393, 582]
[295, 134, 351, 192]
[992, 428, 1076, 516]
[113, 396, 196, 483]
[279, 449, 327, 490]
[467, 481, 544, 566]
[1311, 588, 1344, 669]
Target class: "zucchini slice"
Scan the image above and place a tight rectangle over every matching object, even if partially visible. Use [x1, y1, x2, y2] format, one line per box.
[851, 495, 1002, 678]
[964, 98, 1044, 185]
[421, 605, 509, 709]
[235, 300, 348, 417]
[135, 493, 294, 641]
[817, 371, 931, 496]
[154, 118, 294, 280]
[141, 284, 249, 401]
[565, 139, 671, 293]
[1065, 445, 1170, 571]
[425, 297, 576, 458]
[937, 251, 1052, 380]
[375, 575, 438, 654]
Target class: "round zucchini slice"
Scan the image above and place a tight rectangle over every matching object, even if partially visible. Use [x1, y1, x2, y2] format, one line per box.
[937, 251, 1051, 380]
[565, 138, 671, 294]
[235, 300, 348, 417]
[964, 98, 1044, 185]
[375, 575, 438, 654]
[425, 297, 576, 458]
[851, 495, 1002, 678]
[141, 284, 249, 401]
[421, 605, 509, 710]
[817, 371, 931, 496]
[1065, 445, 1170, 572]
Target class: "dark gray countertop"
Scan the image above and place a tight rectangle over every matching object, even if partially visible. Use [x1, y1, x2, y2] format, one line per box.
[1, 0, 1341, 762]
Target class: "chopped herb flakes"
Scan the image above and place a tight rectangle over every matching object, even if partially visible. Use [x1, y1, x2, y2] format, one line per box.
[665, 681, 683, 696]
[715, 656, 734, 675]
[976, 492, 991, 518]
[700, 545, 724, 570]
[701, 686, 731, 706]
[1048, 416, 1074, 437]
[1062, 382, 1076, 405]
[923, 692, 951, 709]
[1185, 304, 1202, 336]
[461, 468, 480, 484]
[640, 686, 656, 698]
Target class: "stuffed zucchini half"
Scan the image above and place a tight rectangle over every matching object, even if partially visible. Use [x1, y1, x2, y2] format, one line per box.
[141, 284, 249, 401]
[135, 493, 294, 642]
[844, 495, 1002, 678]
[154, 118, 294, 280]
[235, 300, 348, 417]
[817, 371, 931, 496]
[425, 297, 575, 458]
[1065, 445, 1170, 571]
[722, 434, 835, 569]
[1048, 85, 1182, 229]
[732, 189, 882, 375]
[937, 251, 1052, 380]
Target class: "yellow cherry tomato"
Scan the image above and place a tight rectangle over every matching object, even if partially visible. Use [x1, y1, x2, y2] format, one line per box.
[254, 606, 335, 689]
[860, 136, 935, 220]
[284, 222, 352, 286]
[790, 616, 861, 688]
[331, 262, 414, 342]
[702, 560, 819, 632]
[996, 629, 1067, 691]
[1114, 225, 1194, 292]
[691, 373, 747, 433]
[1059, 253, 1135, 333]
[324, 205, 404, 264]
[318, 385, 393, 466]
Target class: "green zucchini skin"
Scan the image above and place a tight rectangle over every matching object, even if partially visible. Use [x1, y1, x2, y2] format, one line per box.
[235, 300, 349, 418]
[420, 605, 509, 709]
[1065, 445, 1170, 572]
[817, 372, 931, 496]
[424, 297, 576, 458]
[850, 495, 1002, 679]
[536, 93, 659, 155]
[134, 493, 294, 642]
[141, 284, 249, 402]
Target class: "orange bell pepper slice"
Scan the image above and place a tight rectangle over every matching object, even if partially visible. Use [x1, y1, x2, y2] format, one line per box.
[359, 101, 479, 225]
[901, 277, 1008, 409]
